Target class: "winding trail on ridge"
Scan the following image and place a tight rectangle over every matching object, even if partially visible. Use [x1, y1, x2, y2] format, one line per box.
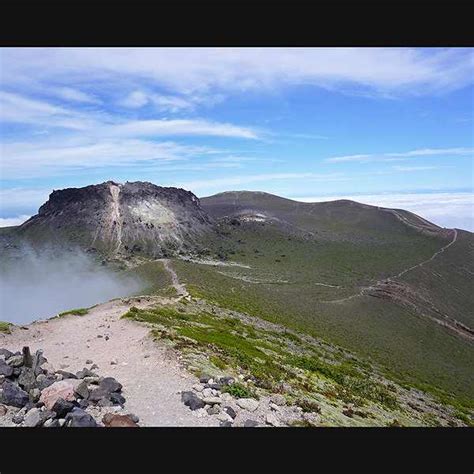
[159, 258, 189, 298]
[324, 228, 458, 304]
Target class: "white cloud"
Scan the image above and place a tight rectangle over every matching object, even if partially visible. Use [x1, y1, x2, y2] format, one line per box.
[54, 87, 100, 104]
[0, 138, 216, 179]
[0, 215, 31, 227]
[292, 192, 474, 231]
[120, 90, 195, 112]
[180, 172, 348, 192]
[0, 91, 259, 140]
[2, 48, 472, 98]
[327, 147, 474, 163]
[107, 119, 258, 139]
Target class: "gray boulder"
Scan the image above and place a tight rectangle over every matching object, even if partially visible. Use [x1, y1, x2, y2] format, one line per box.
[6, 354, 23, 368]
[65, 407, 97, 427]
[0, 359, 13, 377]
[18, 367, 37, 391]
[0, 380, 29, 408]
[0, 349, 14, 360]
[181, 391, 205, 411]
[52, 397, 75, 418]
[99, 377, 122, 393]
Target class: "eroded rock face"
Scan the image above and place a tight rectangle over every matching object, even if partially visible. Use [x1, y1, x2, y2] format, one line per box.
[17, 181, 215, 258]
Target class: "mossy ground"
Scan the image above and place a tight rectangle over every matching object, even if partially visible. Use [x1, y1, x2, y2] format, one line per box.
[57, 307, 89, 317]
[0, 321, 12, 334]
[122, 297, 471, 426]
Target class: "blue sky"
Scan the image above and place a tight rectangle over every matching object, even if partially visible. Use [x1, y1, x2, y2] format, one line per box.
[0, 48, 473, 229]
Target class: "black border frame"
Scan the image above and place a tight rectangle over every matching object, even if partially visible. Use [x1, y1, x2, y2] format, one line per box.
[0, 1, 472, 472]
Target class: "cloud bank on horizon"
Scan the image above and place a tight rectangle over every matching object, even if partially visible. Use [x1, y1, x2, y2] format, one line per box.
[0, 48, 473, 230]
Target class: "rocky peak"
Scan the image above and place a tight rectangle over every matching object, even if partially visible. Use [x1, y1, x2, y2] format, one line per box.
[19, 181, 215, 258]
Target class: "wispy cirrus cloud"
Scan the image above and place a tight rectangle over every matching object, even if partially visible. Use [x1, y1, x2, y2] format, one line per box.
[2, 48, 473, 98]
[326, 147, 474, 163]
[0, 91, 259, 139]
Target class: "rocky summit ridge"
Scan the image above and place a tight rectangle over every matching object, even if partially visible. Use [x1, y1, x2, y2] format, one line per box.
[17, 181, 214, 258]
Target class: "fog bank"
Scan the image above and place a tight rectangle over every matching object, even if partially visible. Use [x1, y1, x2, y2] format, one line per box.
[0, 247, 142, 325]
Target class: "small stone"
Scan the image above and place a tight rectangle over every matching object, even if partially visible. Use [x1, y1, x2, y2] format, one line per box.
[99, 377, 122, 393]
[86, 360, 93, 365]
[97, 335, 103, 338]
[102, 413, 139, 427]
[23, 407, 43, 427]
[52, 397, 75, 418]
[207, 405, 221, 415]
[216, 412, 233, 423]
[270, 394, 286, 406]
[0, 404, 7, 416]
[0, 359, 13, 377]
[219, 376, 235, 386]
[129, 414, 139, 423]
[65, 407, 97, 427]
[110, 359, 118, 365]
[76, 368, 98, 379]
[58, 418, 66, 427]
[223, 406, 237, 419]
[105, 335, 110, 341]
[41, 362, 56, 374]
[266, 413, 280, 427]
[220, 421, 233, 427]
[202, 397, 222, 405]
[199, 375, 211, 384]
[44, 418, 61, 428]
[6, 354, 23, 368]
[192, 383, 204, 392]
[57, 370, 76, 379]
[144, 354, 150, 359]
[98, 398, 114, 407]
[18, 367, 36, 391]
[221, 393, 233, 402]
[0, 380, 29, 408]
[243, 419, 260, 427]
[181, 391, 205, 411]
[109, 392, 126, 405]
[236, 398, 259, 412]
[0, 349, 14, 360]
[74, 381, 90, 400]
[270, 403, 280, 411]
[30, 388, 41, 402]
[202, 388, 213, 398]
[90, 364, 99, 370]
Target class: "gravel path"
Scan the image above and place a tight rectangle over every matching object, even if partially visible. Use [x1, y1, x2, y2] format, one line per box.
[0, 297, 219, 426]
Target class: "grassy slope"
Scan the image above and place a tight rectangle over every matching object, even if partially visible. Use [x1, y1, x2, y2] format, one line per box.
[121, 298, 471, 426]
[173, 193, 474, 407]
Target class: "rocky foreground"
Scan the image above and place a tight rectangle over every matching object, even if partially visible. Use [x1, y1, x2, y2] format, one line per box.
[0, 345, 312, 428]
[0, 346, 139, 427]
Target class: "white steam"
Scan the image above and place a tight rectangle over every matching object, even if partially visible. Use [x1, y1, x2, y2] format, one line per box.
[0, 246, 142, 325]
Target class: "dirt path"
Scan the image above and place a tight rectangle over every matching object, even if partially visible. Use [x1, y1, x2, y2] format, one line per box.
[0, 297, 218, 426]
[390, 228, 457, 280]
[324, 228, 458, 304]
[159, 258, 189, 298]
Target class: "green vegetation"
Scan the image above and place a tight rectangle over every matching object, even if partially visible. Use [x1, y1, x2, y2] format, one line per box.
[0, 321, 12, 334]
[57, 307, 89, 317]
[121, 298, 469, 425]
[222, 383, 255, 399]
